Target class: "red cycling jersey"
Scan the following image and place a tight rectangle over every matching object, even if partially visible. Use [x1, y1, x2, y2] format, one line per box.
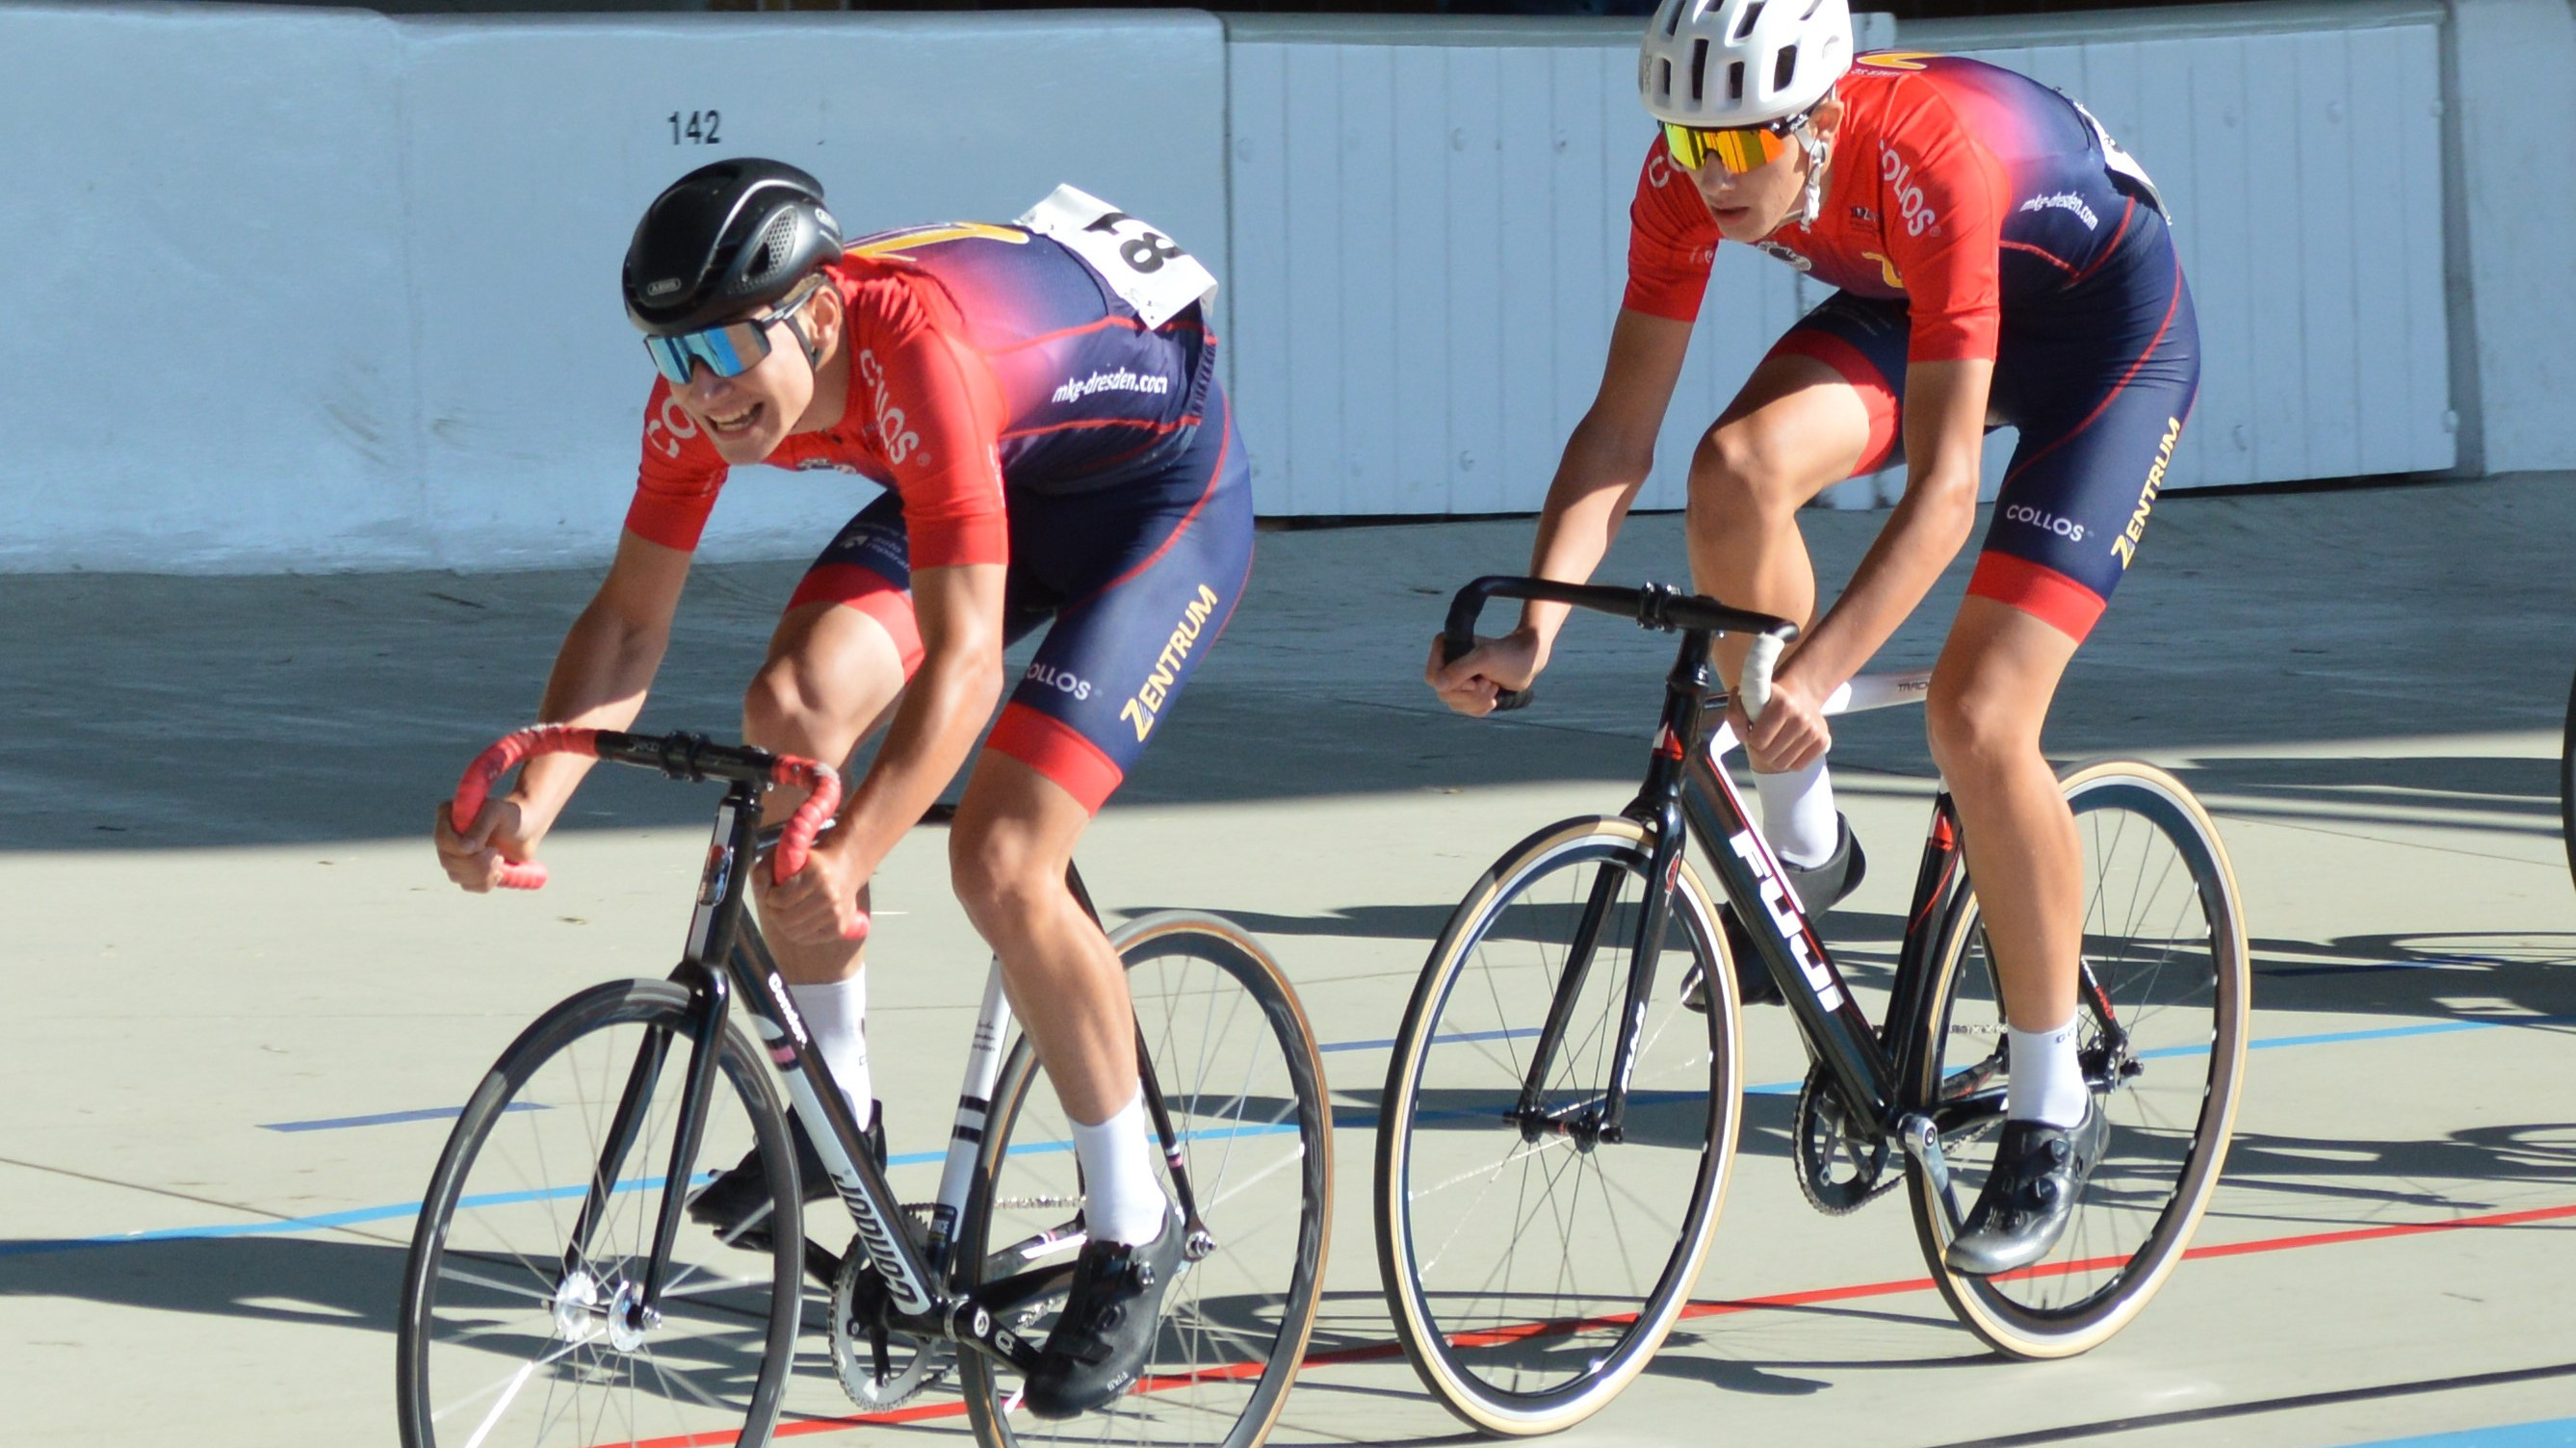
[631, 252, 1012, 568]
[627, 222, 1212, 571]
[1626, 51, 2147, 366]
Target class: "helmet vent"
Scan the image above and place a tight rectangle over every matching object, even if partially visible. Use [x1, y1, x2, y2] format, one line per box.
[739, 211, 799, 292]
[1658, 57, 1674, 101]
[1728, 61, 1746, 102]
[1773, 44, 1799, 93]
[1732, 1, 1766, 41]
[1661, 0, 1684, 39]
[1689, 39, 1709, 102]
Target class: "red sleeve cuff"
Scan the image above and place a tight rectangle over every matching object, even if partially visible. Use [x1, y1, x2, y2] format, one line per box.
[1906, 312, 2002, 365]
[1620, 281, 1706, 323]
[907, 510, 1008, 569]
[623, 490, 715, 552]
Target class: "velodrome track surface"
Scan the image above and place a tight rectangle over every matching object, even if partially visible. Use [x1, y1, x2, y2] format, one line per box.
[4, 476, 2574, 1447]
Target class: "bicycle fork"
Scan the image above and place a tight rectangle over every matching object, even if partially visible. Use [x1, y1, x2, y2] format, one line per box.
[1509, 637, 1711, 1149]
[555, 782, 813, 1332]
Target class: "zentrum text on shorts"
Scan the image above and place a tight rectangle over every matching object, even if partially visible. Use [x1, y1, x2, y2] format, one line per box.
[1052, 369, 1171, 404]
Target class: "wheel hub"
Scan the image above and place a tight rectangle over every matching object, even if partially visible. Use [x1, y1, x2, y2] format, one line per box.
[551, 1269, 602, 1345]
[607, 1280, 651, 1353]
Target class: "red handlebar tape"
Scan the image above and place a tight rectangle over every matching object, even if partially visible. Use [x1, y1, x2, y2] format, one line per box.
[451, 729, 853, 938]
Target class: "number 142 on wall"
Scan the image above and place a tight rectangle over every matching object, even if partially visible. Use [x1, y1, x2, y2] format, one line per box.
[668, 110, 722, 145]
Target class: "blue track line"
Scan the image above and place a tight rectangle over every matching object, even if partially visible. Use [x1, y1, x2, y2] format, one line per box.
[2349, 1419, 2576, 1447]
[38, 1006, 2566, 1259]
[260, 1102, 544, 1133]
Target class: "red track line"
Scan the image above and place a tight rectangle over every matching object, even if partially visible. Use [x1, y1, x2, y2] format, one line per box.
[598, 1199, 2576, 1447]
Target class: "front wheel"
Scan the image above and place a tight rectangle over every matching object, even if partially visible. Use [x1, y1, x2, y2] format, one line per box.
[1908, 760, 2250, 1358]
[2560, 660, 2576, 896]
[958, 913, 1332, 1448]
[397, 978, 803, 1447]
[1376, 814, 1740, 1435]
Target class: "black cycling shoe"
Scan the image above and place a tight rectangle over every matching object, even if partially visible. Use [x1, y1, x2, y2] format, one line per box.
[1022, 1209, 1185, 1420]
[689, 1100, 886, 1254]
[1685, 814, 1867, 1011]
[1944, 1098, 2108, 1277]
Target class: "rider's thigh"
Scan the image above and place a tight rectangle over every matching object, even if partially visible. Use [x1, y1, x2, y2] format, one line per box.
[1689, 352, 1882, 519]
[948, 752, 1092, 936]
[1923, 595, 2080, 785]
[742, 602, 908, 804]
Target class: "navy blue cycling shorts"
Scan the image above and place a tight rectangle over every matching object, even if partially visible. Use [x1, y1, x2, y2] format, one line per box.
[785, 383, 1254, 813]
[1767, 203, 2199, 641]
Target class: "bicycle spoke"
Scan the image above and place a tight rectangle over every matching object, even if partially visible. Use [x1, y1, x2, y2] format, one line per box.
[402, 986, 794, 1447]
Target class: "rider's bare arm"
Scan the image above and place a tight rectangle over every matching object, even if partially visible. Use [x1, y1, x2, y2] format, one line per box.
[1520, 309, 1697, 655]
[434, 529, 691, 886]
[1427, 309, 1692, 713]
[517, 531, 694, 823]
[819, 559, 1008, 879]
[1776, 355, 1995, 699]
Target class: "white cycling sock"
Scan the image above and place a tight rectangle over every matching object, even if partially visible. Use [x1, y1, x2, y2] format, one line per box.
[1070, 1084, 1171, 1247]
[1754, 758, 1840, 872]
[2005, 1014, 2089, 1128]
[788, 974, 873, 1131]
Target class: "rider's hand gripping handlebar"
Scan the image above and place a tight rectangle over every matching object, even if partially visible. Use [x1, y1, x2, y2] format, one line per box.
[1440, 575, 1797, 719]
[452, 725, 845, 901]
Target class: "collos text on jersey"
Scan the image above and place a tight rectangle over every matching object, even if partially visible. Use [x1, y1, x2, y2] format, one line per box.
[855, 349, 924, 465]
[1878, 139, 1940, 238]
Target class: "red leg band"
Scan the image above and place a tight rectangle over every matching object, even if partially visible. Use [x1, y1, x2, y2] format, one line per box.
[983, 703, 1125, 815]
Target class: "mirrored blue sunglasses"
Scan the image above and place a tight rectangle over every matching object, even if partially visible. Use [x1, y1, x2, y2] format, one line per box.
[641, 278, 825, 388]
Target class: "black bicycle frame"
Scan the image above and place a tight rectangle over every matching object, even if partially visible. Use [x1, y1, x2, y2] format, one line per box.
[1446, 577, 1997, 1198]
[546, 731, 1199, 1376]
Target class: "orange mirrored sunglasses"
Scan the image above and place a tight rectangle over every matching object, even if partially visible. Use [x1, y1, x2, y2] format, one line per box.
[1660, 120, 1792, 174]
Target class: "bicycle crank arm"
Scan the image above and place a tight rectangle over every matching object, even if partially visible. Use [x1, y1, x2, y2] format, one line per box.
[972, 1261, 1080, 1323]
[803, 1239, 846, 1291]
[1897, 1113, 1965, 1236]
[946, 1297, 1047, 1375]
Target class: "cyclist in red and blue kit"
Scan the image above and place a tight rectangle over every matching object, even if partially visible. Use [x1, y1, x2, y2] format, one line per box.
[431, 159, 1248, 1415]
[1430, 0, 2198, 1274]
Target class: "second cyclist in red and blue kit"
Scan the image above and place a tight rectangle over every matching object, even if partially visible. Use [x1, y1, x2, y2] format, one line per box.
[434, 159, 1249, 1415]
[1432, 0, 2198, 1275]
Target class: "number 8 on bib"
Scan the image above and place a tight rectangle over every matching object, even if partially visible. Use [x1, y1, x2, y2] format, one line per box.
[1017, 184, 1219, 330]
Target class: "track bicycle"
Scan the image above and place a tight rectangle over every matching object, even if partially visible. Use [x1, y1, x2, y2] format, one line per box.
[2560, 662, 2575, 895]
[1375, 576, 2249, 1435]
[397, 725, 1332, 1448]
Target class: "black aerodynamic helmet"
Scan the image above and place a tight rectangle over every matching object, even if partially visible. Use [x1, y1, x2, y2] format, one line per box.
[622, 159, 846, 335]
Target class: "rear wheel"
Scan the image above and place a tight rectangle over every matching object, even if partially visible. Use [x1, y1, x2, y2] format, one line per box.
[398, 978, 801, 1447]
[1908, 761, 2249, 1358]
[2560, 661, 2575, 895]
[959, 913, 1331, 1448]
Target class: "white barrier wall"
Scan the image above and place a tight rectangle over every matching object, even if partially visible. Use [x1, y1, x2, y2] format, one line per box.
[1913, 1, 2458, 497]
[0, 0, 2565, 572]
[2446, 0, 2576, 475]
[0, 4, 420, 569]
[1226, 3, 2454, 518]
[1227, 13, 1894, 518]
[0, 4, 1227, 571]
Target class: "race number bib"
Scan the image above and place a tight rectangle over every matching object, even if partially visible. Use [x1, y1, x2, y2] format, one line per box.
[2061, 94, 2169, 220]
[1016, 184, 1218, 329]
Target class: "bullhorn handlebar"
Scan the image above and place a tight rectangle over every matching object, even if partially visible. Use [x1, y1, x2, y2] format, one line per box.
[1437, 575, 1799, 716]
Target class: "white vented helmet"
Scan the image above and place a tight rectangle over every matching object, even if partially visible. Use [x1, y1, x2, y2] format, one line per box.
[1639, 0, 1855, 128]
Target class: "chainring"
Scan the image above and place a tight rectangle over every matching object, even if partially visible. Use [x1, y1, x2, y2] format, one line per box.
[1791, 1064, 1897, 1216]
[829, 1242, 950, 1413]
